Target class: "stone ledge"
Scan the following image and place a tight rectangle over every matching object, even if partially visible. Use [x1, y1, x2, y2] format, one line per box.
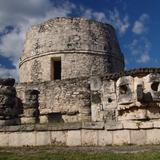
[105, 122, 123, 130]
[1, 121, 160, 132]
[1, 122, 103, 132]
[82, 122, 104, 129]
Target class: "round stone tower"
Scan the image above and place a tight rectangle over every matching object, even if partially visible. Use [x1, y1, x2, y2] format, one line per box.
[19, 17, 124, 82]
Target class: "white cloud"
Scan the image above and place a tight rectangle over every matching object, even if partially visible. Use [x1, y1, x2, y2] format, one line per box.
[126, 37, 151, 64]
[0, 65, 18, 81]
[81, 8, 130, 35]
[137, 53, 150, 63]
[132, 14, 149, 34]
[108, 8, 130, 35]
[82, 9, 107, 22]
[0, 0, 75, 80]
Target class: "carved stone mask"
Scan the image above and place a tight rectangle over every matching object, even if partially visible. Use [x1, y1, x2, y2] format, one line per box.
[116, 74, 160, 121]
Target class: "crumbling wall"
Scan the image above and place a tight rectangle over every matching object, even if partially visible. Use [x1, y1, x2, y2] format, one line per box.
[16, 77, 91, 122]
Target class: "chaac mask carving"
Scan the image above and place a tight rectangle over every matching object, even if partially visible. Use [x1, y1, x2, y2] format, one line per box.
[93, 71, 160, 122]
[117, 73, 160, 121]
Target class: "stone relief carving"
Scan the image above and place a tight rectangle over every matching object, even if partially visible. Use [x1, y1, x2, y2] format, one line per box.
[91, 71, 160, 122]
[117, 74, 160, 121]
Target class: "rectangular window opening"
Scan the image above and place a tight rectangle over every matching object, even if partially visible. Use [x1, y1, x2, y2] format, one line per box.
[51, 57, 61, 80]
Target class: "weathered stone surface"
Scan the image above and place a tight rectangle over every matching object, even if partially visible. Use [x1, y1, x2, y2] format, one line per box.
[51, 131, 66, 146]
[98, 130, 112, 146]
[19, 17, 124, 83]
[20, 124, 35, 131]
[105, 122, 123, 130]
[103, 110, 116, 122]
[122, 121, 139, 129]
[39, 115, 48, 124]
[20, 132, 36, 146]
[66, 130, 81, 146]
[21, 117, 36, 124]
[112, 130, 130, 145]
[153, 120, 160, 128]
[5, 125, 21, 132]
[17, 78, 91, 120]
[130, 130, 146, 145]
[146, 129, 160, 144]
[0, 80, 20, 123]
[51, 122, 82, 131]
[8, 132, 36, 146]
[82, 122, 104, 129]
[90, 76, 102, 91]
[81, 130, 98, 146]
[139, 122, 153, 129]
[36, 131, 51, 145]
[0, 132, 9, 146]
[8, 132, 21, 146]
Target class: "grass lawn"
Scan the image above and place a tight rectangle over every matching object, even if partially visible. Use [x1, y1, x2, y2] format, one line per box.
[0, 149, 160, 160]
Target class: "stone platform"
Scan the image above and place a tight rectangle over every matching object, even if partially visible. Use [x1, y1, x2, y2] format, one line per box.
[0, 121, 160, 146]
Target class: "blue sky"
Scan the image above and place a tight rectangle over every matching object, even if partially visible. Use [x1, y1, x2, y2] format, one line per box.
[0, 0, 159, 80]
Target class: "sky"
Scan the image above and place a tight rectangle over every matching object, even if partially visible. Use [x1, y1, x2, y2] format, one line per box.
[0, 0, 159, 80]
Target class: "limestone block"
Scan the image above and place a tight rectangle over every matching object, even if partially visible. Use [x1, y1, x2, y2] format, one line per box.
[146, 129, 160, 144]
[81, 130, 98, 146]
[153, 120, 160, 128]
[98, 130, 112, 146]
[139, 122, 153, 129]
[36, 131, 51, 146]
[112, 130, 130, 145]
[8, 132, 21, 146]
[20, 132, 36, 146]
[82, 122, 104, 129]
[39, 115, 48, 124]
[0, 132, 9, 146]
[51, 131, 66, 146]
[130, 130, 146, 145]
[105, 122, 123, 130]
[101, 80, 116, 94]
[21, 117, 36, 124]
[91, 103, 103, 122]
[62, 115, 79, 123]
[122, 121, 138, 129]
[66, 130, 81, 146]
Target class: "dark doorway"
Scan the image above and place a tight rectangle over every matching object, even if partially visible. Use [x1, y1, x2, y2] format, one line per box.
[51, 58, 61, 80]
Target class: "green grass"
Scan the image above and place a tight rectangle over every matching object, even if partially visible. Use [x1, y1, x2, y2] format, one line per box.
[0, 150, 160, 160]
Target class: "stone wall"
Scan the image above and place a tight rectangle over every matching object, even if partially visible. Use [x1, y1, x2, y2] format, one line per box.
[19, 53, 110, 82]
[1, 121, 160, 146]
[90, 73, 160, 122]
[16, 77, 91, 122]
[19, 17, 124, 82]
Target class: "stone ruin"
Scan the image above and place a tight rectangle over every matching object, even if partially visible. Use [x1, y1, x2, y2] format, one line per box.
[0, 17, 160, 146]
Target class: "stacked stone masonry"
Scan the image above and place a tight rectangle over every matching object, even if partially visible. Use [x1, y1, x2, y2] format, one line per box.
[0, 17, 160, 146]
[19, 17, 124, 82]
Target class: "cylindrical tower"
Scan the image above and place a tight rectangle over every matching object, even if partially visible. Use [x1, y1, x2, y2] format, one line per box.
[19, 17, 124, 82]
